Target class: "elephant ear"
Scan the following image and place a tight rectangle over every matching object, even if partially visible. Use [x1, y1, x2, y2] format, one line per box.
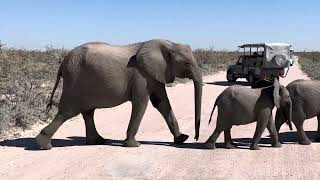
[136, 40, 175, 84]
[273, 77, 281, 108]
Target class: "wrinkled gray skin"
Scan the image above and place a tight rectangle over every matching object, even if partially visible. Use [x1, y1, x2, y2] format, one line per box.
[276, 79, 320, 145]
[36, 39, 203, 150]
[205, 78, 292, 150]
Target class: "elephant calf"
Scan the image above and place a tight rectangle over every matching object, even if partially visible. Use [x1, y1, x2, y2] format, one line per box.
[205, 78, 293, 150]
[276, 79, 320, 144]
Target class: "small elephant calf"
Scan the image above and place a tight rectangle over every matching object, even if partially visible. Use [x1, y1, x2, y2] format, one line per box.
[205, 78, 293, 150]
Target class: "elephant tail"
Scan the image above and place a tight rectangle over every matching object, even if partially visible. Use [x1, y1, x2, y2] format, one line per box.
[46, 62, 63, 114]
[208, 98, 219, 124]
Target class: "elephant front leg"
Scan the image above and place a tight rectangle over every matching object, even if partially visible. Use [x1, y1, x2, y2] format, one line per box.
[124, 95, 149, 147]
[149, 84, 188, 144]
[82, 109, 105, 145]
[266, 116, 282, 148]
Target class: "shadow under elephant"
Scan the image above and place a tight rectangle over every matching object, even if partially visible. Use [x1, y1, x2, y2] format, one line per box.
[205, 81, 250, 87]
[232, 131, 320, 145]
[0, 136, 210, 150]
[206, 79, 275, 88]
[1, 131, 318, 151]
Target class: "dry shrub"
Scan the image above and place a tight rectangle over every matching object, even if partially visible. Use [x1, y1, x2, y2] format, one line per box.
[297, 52, 320, 80]
[0, 45, 67, 137]
[168, 48, 238, 85]
[193, 47, 240, 75]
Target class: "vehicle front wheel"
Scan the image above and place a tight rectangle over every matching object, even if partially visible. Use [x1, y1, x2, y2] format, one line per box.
[227, 72, 236, 82]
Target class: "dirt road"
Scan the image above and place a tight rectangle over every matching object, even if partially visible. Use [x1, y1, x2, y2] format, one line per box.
[1, 59, 319, 179]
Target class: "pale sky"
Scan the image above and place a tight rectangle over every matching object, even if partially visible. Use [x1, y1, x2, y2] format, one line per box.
[0, 0, 319, 51]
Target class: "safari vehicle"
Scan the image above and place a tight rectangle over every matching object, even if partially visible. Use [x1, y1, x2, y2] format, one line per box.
[227, 43, 293, 84]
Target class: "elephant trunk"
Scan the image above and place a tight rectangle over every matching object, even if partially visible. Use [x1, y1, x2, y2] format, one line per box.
[286, 101, 293, 130]
[275, 109, 284, 133]
[192, 67, 203, 141]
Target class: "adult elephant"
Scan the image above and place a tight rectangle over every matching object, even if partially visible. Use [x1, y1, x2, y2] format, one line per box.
[275, 79, 320, 144]
[36, 39, 203, 150]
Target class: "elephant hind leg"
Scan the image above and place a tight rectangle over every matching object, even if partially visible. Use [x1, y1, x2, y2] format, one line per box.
[82, 109, 104, 145]
[224, 128, 236, 149]
[316, 115, 320, 132]
[36, 110, 78, 150]
[205, 127, 223, 149]
[295, 120, 311, 145]
[316, 115, 320, 142]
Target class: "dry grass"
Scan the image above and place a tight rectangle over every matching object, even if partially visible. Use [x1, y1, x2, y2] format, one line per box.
[194, 47, 240, 75]
[297, 52, 320, 80]
[0, 44, 238, 137]
[170, 48, 239, 85]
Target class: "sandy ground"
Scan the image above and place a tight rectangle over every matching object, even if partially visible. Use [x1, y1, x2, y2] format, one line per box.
[1, 57, 319, 180]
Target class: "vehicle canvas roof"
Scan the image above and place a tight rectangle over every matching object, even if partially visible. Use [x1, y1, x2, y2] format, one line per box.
[239, 43, 291, 48]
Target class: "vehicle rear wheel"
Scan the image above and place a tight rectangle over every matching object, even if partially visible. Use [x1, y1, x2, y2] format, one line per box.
[246, 73, 255, 84]
[227, 72, 236, 82]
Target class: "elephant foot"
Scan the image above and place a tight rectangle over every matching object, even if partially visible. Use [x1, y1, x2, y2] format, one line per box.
[123, 138, 141, 147]
[204, 142, 216, 149]
[271, 142, 282, 148]
[174, 134, 189, 144]
[86, 135, 105, 145]
[299, 139, 311, 145]
[250, 145, 261, 150]
[225, 143, 236, 149]
[35, 133, 52, 150]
